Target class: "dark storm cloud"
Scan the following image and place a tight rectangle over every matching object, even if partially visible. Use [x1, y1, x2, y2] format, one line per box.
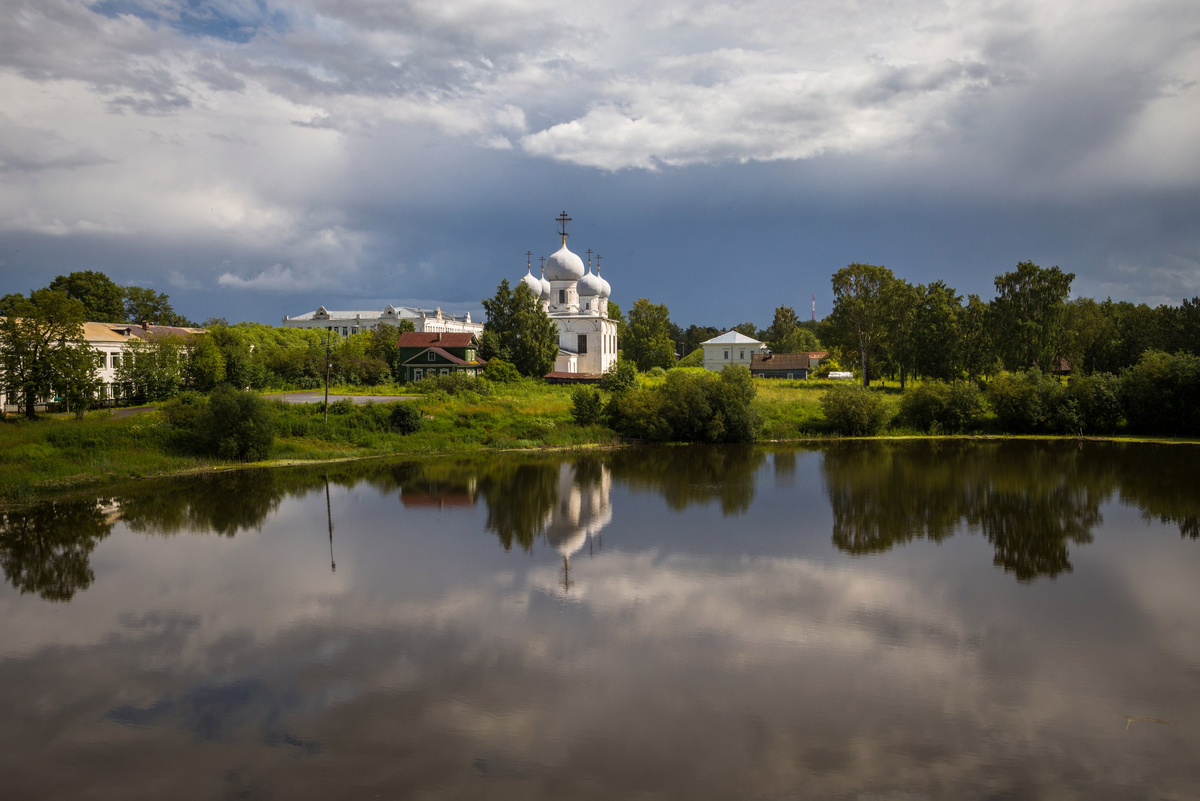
[0, 0, 1197, 323]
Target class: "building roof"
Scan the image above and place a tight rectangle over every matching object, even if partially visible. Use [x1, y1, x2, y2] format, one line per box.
[702, 331, 764, 346]
[751, 353, 819, 370]
[285, 305, 475, 323]
[398, 331, 477, 349]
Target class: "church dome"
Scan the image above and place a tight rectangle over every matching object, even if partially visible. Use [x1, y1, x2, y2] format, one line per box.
[539, 272, 551, 300]
[597, 271, 611, 298]
[578, 270, 604, 297]
[544, 242, 586, 282]
[520, 269, 543, 296]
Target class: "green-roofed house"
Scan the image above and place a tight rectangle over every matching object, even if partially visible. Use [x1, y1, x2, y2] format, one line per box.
[397, 331, 486, 383]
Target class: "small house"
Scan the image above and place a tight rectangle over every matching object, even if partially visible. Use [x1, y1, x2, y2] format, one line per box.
[397, 332, 486, 382]
[750, 350, 827, 379]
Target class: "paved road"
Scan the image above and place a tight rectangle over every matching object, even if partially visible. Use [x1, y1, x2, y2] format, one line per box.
[269, 392, 418, 405]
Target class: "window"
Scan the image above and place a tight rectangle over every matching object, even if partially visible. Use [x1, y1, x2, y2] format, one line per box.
[584, 301, 590, 310]
[558, 289, 566, 304]
[578, 334, 588, 354]
[466, 349, 475, 361]
[758, 373, 764, 378]
[740, 350, 745, 359]
[787, 373, 794, 379]
[724, 350, 729, 359]
[414, 368, 422, 380]
[441, 368, 449, 375]
[428, 352, 436, 361]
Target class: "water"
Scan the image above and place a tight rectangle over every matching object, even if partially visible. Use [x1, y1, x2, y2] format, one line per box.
[1, 441, 1198, 799]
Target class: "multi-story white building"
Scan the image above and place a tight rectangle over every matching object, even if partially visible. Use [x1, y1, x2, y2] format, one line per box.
[519, 224, 618, 376]
[1, 321, 207, 412]
[281, 305, 482, 337]
[701, 330, 768, 372]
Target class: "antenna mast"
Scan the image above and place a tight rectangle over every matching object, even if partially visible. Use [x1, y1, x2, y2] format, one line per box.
[812, 294, 816, 322]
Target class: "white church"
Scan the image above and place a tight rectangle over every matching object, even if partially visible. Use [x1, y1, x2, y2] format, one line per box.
[520, 212, 619, 376]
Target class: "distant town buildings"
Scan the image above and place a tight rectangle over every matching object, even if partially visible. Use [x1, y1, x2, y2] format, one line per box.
[700, 331, 768, 372]
[281, 305, 483, 336]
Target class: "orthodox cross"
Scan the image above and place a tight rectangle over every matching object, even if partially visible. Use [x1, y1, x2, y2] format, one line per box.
[595, 253, 602, 274]
[556, 210, 571, 240]
[586, 248, 592, 269]
[525, 250, 532, 271]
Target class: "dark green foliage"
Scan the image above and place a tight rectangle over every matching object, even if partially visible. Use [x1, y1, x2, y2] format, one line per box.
[898, 381, 983, 433]
[820, 385, 892, 436]
[1066, 373, 1121, 434]
[985, 369, 1085, 434]
[677, 348, 704, 367]
[624, 298, 675, 371]
[181, 385, 275, 461]
[328, 398, 356, 415]
[482, 358, 521, 383]
[989, 261, 1074, 371]
[481, 280, 558, 377]
[1120, 351, 1200, 436]
[601, 359, 638, 393]
[48, 271, 126, 323]
[646, 366, 667, 378]
[828, 263, 895, 386]
[419, 372, 492, 396]
[571, 387, 603, 425]
[0, 289, 96, 418]
[122, 285, 195, 327]
[0, 500, 114, 601]
[389, 403, 422, 434]
[605, 365, 759, 443]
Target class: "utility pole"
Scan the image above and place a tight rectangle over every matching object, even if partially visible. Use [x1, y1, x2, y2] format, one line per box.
[323, 331, 331, 423]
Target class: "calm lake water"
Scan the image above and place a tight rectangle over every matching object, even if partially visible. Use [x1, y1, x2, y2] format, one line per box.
[2, 441, 1198, 800]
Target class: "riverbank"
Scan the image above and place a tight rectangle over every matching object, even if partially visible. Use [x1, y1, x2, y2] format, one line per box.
[3, 377, 1197, 506]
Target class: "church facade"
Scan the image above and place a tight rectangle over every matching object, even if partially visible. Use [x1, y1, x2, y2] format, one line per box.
[520, 219, 618, 376]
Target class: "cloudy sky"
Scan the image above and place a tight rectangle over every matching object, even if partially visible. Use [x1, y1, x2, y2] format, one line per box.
[2, 0, 1198, 326]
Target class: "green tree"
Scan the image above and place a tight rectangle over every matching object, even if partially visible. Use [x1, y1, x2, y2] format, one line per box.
[959, 294, 994, 380]
[0, 290, 96, 418]
[57, 343, 104, 418]
[0, 292, 27, 316]
[882, 278, 921, 388]
[828, 263, 895, 387]
[366, 321, 414, 375]
[989, 261, 1075, 371]
[913, 280, 963, 382]
[116, 334, 185, 402]
[48, 270, 126, 322]
[625, 299, 676, 371]
[481, 279, 558, 377]
[185, 334, 227, 391]
[763, 305, 821, 353]
[123, 285, 195, 326]
[606, 300, 626, 343]
[732, 321, 760, 339]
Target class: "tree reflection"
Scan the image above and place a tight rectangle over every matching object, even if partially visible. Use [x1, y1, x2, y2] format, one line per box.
[0, 500, 115, 601]
[120, 470, 294, 537]
[1114, 445, 1200, 539]
[608, 445, 766, 516]
[823, 441, 1119, 581]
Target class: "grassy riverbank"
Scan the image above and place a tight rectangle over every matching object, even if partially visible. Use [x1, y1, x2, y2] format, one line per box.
[2, 376, 1195, 504]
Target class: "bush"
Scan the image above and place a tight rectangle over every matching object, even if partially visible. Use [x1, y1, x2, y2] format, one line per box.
[389, 402, 422, 434]
[677, 348, 704, 368]
[1120, 351, 1200, 436]
[328, 398, 356, 415]
[571, 387, 604, 425]
[899, 381, 983, 433]
[985, 369, 1084, 434]
[482, 359, 521, 384]
[601, 359, 638, 394]
[820, 385, 891, 436]
[179, 385, 275, 460]
[420, 372, 493, 396]
[605, 365, 759, 442]
[646, 366, 667, 378]
[1066, 372, 1121, 434]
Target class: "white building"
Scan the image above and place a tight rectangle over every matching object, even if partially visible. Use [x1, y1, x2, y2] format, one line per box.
[281, 304, 482, 337]
[701, 330, 768, 372]
[520, 229, 618, 376]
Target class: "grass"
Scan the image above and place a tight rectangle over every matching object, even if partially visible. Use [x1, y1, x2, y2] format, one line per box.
[4, 374, 1195, 505]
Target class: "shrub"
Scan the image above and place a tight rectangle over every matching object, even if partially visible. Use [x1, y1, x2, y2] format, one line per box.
[899, 381, 983, 433]
[1066, 372, 1121, 434]
[646, 366, 667, 378]
[677, 348, 703, 368]
[482, 359, 521, 384]
[820, 385, 891, 436]
[1120, 351, 1200, 436]
[605, 365, 759, 442]
[185, 385, 275, 460]
[328, 398, 356, 415]
[985, 369, 1087, 434]
[601, 359, 638, 394]
[389, 402, 422, 434]
[420, 372, 493, 396]
[571, 387, 604, 425]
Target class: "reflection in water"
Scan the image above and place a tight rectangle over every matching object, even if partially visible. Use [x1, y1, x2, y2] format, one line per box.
[2, 442, 1200, 799]
[0, 500, 115, 601]
[821, 441, 1123, 580]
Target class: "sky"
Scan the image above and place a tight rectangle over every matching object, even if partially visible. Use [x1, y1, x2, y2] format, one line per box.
[1, 0, 1198, 327]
